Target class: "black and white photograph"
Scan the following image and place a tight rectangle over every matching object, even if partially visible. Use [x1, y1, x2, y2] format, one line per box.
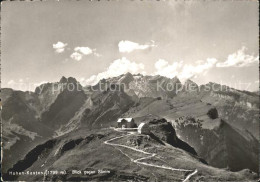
[1, 1, 259, 181]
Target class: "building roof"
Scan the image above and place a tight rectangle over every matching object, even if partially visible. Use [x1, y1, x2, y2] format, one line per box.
[138, 122, 146, 129]
[117, 118, 133, 122]
[138, 122, 149, 134]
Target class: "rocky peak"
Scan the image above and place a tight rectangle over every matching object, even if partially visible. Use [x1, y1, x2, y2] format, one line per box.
[59, 76, 78, 84]
[125, 72, 133, 77]
[119, 72, 134, 86]
[148, 117, 178, 146]
[184, 79, 197, 86]
[140, 115, 197, 155]
[67, 77, 78, 84]
[59, 76, 68, 83]
[58, 76, 83, 91]
[172, 76, 181, 83]
[183, 79, 199, 91]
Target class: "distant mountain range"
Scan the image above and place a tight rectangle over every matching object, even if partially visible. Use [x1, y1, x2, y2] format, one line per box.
[1, 73, 259, 181]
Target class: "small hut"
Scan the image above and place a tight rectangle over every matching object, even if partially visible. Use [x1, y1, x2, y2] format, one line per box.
[117, 118, 136, 128]
[138, 122, 150, 135]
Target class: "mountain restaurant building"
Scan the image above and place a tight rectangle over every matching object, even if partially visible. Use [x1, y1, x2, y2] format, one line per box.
[117, 118, 136, 128]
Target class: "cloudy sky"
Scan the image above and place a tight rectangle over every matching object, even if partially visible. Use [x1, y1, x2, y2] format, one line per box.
[1, 1, 259, 91]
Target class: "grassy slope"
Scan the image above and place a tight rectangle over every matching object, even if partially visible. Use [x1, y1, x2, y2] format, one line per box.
[5, 128, 257, 182]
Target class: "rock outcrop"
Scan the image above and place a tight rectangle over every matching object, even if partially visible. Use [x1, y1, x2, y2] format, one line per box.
[138, 115, 198, 156]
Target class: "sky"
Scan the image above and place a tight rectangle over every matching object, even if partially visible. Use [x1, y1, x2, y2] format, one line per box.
[1, 0, 259, 91]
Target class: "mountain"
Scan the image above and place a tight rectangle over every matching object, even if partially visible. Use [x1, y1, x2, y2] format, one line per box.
[1, 77, 86, 171]
[198, 82, 259, 139]
[1, 88, 54, 172]
[123, 95, 259, 173]
[3, 117, 257, 181]
[87, 73, 182, 99]
[57, 83, 135, 135]
[182, 79, 199, 92]
[173, 117, 258, 172]
[131, 114, 198, 156]
[40, 77, 86, 130]
[1, 74, 259, 180]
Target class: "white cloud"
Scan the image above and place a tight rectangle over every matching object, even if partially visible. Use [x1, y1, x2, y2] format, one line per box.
[93, 52, 102, 57]
[154, 59, 183, 78]
[74, 47, 93, 55]
[155, 59, 168, 70]
[83, 57, 145, 85]
[216, 46, 259, 67]
[7, 80, 15, 85]
[53, 41, 68, 53]
[70, 52, 83, 61]
[118, 40, 156, 53]
[154, 58, 217, 81]
[70, 47, 101, 61]
[179, 58, 217, 80]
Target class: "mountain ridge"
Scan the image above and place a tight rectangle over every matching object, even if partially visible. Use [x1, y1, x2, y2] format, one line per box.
[1, 74, 259, 180]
